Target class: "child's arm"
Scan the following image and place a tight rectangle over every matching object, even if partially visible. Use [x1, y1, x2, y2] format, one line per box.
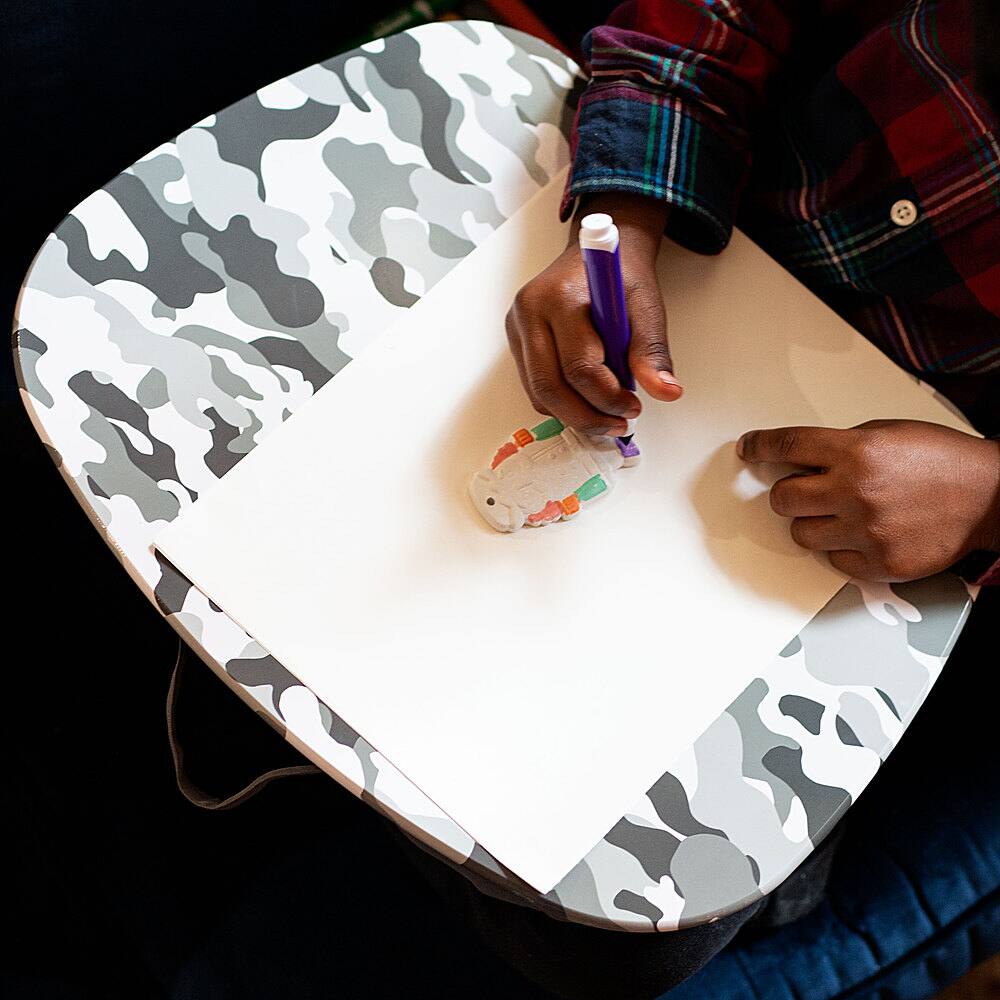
[737, 421, 1000, 582]
[508, 1, 800, 433]
[561, 0, 799, 253]
[507, 191, 674, 438]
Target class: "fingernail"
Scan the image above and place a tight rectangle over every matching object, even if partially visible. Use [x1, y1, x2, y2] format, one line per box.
[624, 405, 641, 419]
[658, 371, 681, 387]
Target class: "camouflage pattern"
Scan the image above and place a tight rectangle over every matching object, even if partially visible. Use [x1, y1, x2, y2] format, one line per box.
[12, 21, 973, 932]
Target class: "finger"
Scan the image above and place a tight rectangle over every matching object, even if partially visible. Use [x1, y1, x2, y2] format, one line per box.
[551, 305, 641, 418]
[737, 426, 846, 467]
[769, 472, 836, 518]
[828, 549, 872, 579]
[519, 316, 629, 436]
[789, 515, 852, 551]
[625, 276, 683, 402]
[506, 313, 551, 416]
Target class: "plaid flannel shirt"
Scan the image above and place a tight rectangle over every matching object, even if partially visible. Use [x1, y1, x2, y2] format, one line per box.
[561, 0, 1000, 584]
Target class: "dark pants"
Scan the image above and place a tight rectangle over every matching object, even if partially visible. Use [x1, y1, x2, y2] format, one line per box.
[389, 587, 993, 1000]
[391, 800, 845, 1000]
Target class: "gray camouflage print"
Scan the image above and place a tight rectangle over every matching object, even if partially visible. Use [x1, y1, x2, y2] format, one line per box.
[12, 20, 973, 931]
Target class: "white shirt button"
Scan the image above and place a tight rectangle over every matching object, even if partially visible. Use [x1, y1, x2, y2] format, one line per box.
[890, 198, 918, 226]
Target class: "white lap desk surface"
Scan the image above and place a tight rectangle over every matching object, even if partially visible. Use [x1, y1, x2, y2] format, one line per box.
[155, 172, 970, 894]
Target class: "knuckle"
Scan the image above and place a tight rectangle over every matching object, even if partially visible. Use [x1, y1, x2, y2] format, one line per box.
[853, 431, 886, 471]
[526, 373, 559, 404]
[563, 356, 602, 387]
[777, 429, 799, 460]
[853, 479, 881, 515]
[513, 283, 537, 311]
[552, 276, 582, 302]
[637, 339, 673, 366]
[861, 516, 892, 551]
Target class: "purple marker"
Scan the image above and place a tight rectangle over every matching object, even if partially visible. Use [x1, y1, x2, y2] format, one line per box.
[579, 213, 639, 450]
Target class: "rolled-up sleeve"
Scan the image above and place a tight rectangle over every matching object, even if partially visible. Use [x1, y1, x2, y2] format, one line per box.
[561, 0, 798, 254]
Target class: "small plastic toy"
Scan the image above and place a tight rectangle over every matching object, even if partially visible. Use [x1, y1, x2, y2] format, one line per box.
[470, 416, 640, 532]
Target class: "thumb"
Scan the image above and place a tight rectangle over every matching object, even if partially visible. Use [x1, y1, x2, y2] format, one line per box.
[626, 276, 683, 401]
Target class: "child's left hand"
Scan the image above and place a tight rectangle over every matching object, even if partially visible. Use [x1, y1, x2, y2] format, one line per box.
[737, 419, 1000, 581]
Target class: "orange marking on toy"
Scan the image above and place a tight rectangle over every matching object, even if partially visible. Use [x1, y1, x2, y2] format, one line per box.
[513, 428, 534, 448]
[560, 494, 580, 516]
[527, 500, 562, 524]
[491, 441, 518, 469]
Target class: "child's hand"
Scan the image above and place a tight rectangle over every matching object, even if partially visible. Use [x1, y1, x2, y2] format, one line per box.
[738, 419, 1000, 581]
[505, 192, 682, 437]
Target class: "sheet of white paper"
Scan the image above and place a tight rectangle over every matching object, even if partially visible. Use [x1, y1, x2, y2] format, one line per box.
[155, 171, 970, 894]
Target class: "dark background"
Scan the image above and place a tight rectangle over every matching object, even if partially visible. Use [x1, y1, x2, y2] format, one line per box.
[2, 2, 592, 996]
[2, 0, 607, 404]
[4, 3, 996, 999]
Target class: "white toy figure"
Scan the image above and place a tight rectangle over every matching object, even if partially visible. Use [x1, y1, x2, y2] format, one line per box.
[470, 417, 640, 532]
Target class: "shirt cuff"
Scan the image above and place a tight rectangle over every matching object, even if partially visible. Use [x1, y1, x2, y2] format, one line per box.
[559, 80, 747, 255]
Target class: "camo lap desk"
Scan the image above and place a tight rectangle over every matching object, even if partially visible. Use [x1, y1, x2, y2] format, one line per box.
[12, 21, 974, 931]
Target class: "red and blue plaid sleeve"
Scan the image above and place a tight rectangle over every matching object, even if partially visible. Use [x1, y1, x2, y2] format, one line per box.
[561, 0, 798, 253]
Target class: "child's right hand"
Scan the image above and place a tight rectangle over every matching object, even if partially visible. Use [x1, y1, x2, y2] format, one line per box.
[505, 192, 683, 437]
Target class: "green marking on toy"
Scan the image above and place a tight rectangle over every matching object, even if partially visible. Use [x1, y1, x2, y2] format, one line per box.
[530, 417, 564, 441]
[471, 425, 637, 532]
[575, 475, 607, 502]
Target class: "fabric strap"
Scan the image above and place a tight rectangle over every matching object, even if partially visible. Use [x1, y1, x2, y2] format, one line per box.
[165, 641, 321, 811]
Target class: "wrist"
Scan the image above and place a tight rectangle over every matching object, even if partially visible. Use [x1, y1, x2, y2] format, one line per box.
[569, 192, 669, 260]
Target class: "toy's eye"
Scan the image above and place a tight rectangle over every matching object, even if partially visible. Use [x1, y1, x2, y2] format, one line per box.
[486, 497, 496, 506]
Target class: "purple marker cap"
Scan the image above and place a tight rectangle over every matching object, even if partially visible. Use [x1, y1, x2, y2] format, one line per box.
[580, 213, 635, 397]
